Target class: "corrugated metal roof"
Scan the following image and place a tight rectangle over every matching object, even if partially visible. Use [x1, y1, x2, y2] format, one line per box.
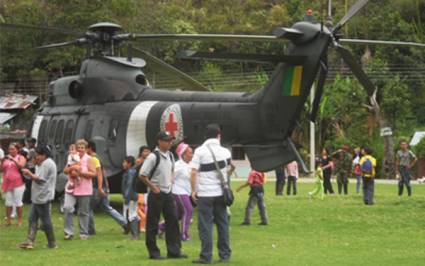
[0, 94, 37, 110]
[0, 112, 17, 124]
[411, 132, 425, 146]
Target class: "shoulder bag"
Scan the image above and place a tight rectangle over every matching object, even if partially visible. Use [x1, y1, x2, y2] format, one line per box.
[206, 145, 234, 206]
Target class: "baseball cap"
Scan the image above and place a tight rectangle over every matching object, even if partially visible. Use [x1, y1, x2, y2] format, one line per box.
[156, 131, 174, 141]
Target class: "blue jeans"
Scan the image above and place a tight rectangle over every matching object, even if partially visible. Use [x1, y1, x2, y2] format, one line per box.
[28, 202, 55, 243]
[398, 166, 412, 196]
[362, 177, 374, 205]
[63, 194, 91, 237]
[89, 189, 126, 234]
[197, 196, 231, 262]
[243, 192, 268, 224]
[356, 175, 362, 194]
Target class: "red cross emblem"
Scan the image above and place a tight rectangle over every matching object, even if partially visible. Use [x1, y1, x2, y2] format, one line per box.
[165, 112, 178, 137]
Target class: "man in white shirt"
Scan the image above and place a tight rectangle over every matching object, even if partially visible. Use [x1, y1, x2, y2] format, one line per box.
[191, 124, 232, 264]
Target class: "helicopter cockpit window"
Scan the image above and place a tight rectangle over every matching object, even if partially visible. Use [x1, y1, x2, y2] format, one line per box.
[135, 74, 148, 86]
[108, 119, 119, 141]
[63, 120, 74, 148]
[48, 120, 57, 141]
[55, 120, 64, 148]
[85, 120, 94, 140]
[39, 120, 48, 145]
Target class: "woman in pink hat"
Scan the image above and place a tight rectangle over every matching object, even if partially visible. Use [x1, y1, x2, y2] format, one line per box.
[172, 142, 194, 241]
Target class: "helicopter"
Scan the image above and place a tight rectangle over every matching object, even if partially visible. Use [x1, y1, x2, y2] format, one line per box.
[1, 0, 424, 193]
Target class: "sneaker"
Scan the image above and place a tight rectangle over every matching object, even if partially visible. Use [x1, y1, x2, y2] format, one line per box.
[79, 235, 89, 240]
[218, 258, 230, 263]
[19, 241, 34, 250]
[167, 253, 188, 259]
[64, 234, 73, 240]
[149, 255, 166, 260]
[240, 222, 250, 226]
[47, 243, 58, 249]
[258, 222, 268, 226]
[122, 224, 130, 235]
[192, 259, 211, 264]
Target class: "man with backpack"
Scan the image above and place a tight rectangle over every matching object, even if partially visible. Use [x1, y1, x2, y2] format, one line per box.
[139, 131, 186, 260]
[359, 147, 377, 205]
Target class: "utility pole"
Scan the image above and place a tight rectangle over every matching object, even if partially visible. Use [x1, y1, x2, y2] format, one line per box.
[310, 83, 315, 174]
[328, 0, 332, 17]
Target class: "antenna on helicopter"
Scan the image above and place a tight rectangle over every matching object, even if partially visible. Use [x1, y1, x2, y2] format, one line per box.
[127, 43, 133, 62]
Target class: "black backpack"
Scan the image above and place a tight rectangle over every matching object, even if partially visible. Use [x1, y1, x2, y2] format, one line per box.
[133, 151, 175, 193]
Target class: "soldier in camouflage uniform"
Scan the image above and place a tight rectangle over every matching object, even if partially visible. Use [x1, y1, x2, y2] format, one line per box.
[333, 145, 352, 195]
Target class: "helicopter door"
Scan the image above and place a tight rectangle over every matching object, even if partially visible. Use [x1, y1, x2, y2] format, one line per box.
[46, 117, 58, 162]
[53, 119, 66, 169]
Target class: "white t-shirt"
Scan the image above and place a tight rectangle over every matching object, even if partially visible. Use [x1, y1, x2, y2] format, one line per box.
[67, 153, 80, 166]
[190, 138, 232, 197]
[172, 160, 192, 195]
[0, 148, 4, 160]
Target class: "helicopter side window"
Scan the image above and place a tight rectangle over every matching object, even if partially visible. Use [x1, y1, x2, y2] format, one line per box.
[39, 120, 48, 145]
[48, 120, 57, 141]
[85, 120, 94, 140]
[63, 120, 74, 148]
[108, 119, 119, 141]
[55, 120, 64, 148]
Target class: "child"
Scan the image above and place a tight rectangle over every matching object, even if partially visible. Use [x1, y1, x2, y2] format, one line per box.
[137, 194, 146, 232]
[352, 147, 362, 194]
[237, 169, 268, 225]
[121, 156, 140, 240]
[308, 159, 324, 200]
[64, 144, 80, 194]
[284, 160, 298, 195]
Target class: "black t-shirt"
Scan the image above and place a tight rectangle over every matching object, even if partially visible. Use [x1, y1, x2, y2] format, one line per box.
[320, 156, 332, 176]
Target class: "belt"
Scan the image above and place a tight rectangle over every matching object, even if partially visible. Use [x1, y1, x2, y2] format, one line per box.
[199, 159, 231, 172]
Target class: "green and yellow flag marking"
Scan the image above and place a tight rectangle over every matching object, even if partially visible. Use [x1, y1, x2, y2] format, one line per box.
[282, 65, 303, 96]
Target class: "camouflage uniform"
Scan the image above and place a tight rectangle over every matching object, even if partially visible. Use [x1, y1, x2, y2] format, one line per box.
[334, 151, 352, 195]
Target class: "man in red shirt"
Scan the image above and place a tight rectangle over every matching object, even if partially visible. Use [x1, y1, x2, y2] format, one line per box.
[236, 169, 268, 225]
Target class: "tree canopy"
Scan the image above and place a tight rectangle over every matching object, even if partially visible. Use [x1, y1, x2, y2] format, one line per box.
[1, 0, 424, 165]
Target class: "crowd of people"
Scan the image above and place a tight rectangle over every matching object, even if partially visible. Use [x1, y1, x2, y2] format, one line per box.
[0, 126, 419, 263]
[274, 140, 418, 205]
[0, 124, 235, 263]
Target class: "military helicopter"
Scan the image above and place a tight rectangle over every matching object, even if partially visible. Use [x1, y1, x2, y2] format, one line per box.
[1, 0, 424, 193]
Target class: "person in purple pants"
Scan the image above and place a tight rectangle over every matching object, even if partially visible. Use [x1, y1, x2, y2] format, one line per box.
[159, 142, 194, 241]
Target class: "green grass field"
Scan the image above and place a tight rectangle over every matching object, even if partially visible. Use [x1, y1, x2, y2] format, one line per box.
[1, 181, 425, 266]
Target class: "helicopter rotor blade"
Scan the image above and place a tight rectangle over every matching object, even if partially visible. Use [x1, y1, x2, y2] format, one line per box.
[132, 47, 210, 91]
[0, 22, 82, 35]
[178, 50, 306, 64]
[310, 60, 328, 122]
[36, 38, 87, 50]
[333, 0, 369, 33]
[335, 45, 375, 96]
[339, 38, 425, 48]
[131, 33, 285, 42]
